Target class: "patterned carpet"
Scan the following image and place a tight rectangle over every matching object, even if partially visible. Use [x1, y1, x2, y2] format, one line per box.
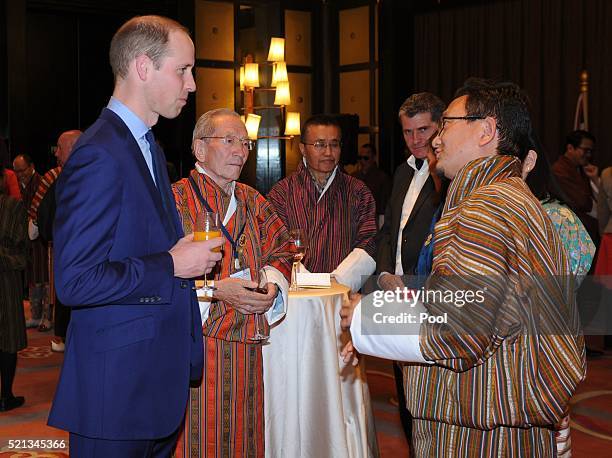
[1, 309, 611, 457]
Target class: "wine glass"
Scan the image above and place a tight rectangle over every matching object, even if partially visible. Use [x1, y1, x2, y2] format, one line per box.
[251, 270, 270, 343]
[194, 211, 222, 294]
[288, 229, 307, 291]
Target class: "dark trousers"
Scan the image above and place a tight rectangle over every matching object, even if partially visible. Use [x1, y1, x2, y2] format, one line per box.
[69, 427, 180, 458]
[53, 296, 71, 339]
[393, 361, 414, 454]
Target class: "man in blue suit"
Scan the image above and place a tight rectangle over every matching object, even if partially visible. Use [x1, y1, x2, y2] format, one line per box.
[48, 15, 223, 457]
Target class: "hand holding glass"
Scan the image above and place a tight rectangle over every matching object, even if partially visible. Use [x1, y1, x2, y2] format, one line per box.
[251, 270, 269, 343]
[195, 212, 221, 293]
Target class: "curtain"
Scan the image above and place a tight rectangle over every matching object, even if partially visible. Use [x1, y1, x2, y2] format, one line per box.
[412, 0, 612, 167]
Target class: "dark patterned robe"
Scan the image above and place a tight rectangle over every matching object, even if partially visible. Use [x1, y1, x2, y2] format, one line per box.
[21, 171, 48, 284]
[0, 195, 27, 352]
[267, 161, 377, 273]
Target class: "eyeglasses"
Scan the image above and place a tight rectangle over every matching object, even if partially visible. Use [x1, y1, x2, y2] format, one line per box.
[199, 135, 255, 151]
[439, 115, 485, 134]
[301, 140, 342, 152]
[357, 156, 371, 161]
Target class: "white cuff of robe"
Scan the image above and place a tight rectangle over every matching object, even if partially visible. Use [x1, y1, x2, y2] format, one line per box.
[331, 248, 376, 292]
[28, 219, 39, 240]
[349, 298, 432, 364]
[261, 265, 289, 325]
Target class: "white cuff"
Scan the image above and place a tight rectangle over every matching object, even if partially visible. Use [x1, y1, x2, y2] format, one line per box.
[28, 219, 39, 240]
[261, 265, 289, 325]
[331, 248, 376, 292]
[349, 297, 432, 364]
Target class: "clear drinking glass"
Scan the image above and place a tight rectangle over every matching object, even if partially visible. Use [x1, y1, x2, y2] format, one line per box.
[288, 229, 307, 291]
[251, 270, 269, 343]
[194, 211, 222, 294]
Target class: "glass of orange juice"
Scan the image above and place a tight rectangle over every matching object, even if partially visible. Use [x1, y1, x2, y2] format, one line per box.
[195, 211, 222, 292]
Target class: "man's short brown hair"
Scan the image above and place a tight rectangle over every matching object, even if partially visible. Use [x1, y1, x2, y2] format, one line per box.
[109, 15, 189, 80]
[398, 92, 445, 123]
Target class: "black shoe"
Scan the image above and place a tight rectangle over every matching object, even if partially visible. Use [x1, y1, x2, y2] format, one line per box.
[0, 396, 25, 412]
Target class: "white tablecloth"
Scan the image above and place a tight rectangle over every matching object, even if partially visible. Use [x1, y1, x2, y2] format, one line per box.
[263, 282, 379, 458]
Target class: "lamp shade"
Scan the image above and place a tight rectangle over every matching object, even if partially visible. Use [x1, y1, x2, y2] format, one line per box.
[271, 62, 288, 87]
[285, 112, 301, 136]
[267, 37, 285, 62]
[274, 81, 291, 106]
[244, 63, 259, 88]
[245, 113, 261, 140]
[239, 66, 245, 91]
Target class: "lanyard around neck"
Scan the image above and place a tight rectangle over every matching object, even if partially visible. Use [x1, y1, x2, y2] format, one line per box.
[188, 175, 246, 265]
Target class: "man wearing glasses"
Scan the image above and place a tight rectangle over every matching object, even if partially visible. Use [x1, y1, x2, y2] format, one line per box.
[342, 78, 585, 455]
[351, 143, 391, 227]
[552, 130, 599, 243]
[267, 114, 377, 291]
[171, 108, 292, 457]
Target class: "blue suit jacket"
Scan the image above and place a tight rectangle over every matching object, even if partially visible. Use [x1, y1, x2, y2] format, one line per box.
[48, 108, 203, 440]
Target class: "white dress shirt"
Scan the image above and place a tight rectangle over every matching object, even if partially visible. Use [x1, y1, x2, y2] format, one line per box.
[394, 156, 430, 275]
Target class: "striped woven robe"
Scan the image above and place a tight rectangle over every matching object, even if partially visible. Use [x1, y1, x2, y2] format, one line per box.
[172, 169, 292, 458]
[267, 161, 377, 273]
[405, 155, 586, 457]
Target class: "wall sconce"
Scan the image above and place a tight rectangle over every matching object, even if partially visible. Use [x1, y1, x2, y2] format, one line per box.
[240, 37, 300, 140]
[244, 63, 260, 88]
[267, 37, 285, 62]
[271, 62, 288, 87]
[245, 113, 262, 140]
[273, 81, 291, 106]
[285, 112, 301, 136]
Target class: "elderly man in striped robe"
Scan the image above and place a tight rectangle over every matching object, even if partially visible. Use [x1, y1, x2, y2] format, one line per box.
[267, 114, 377, 291]
[172, 108, 292, 457]
[342, 78, 586, 456]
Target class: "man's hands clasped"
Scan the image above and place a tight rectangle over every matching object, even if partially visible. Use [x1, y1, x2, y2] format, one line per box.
[214, 278, 278, 315]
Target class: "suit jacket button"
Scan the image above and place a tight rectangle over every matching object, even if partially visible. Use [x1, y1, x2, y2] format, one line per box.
[180, 281, 188, 289]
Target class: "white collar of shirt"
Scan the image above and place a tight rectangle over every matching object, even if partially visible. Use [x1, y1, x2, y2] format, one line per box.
[406, 154, 428, 173]
[302, 157, 338, 202]
[107, 97, 157, 184]
[195, 162, 237, 226]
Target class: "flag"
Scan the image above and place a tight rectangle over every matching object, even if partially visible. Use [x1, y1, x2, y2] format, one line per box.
[573, 70, 589, 131]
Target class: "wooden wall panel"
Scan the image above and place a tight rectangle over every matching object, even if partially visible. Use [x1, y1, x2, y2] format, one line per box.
[195, 0, 234, 61]
[285, 72, 311, 175]
[195, 67, 234, 116]
[340, 70, 370, 127]
[285, 10, 311, 66]
[339, 6, 369, 66]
